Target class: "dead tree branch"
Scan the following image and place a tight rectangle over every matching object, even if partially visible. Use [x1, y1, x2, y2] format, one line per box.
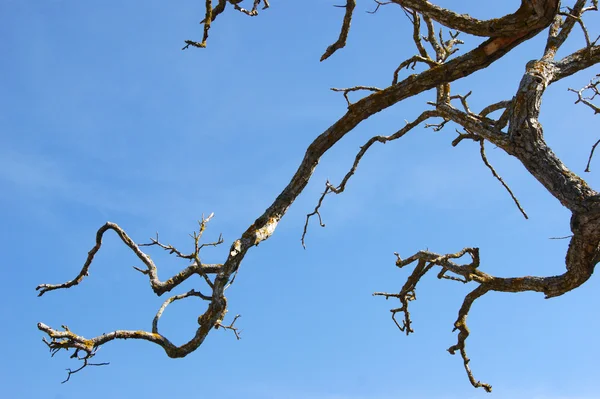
[479, 139, 529, 219]
[321, 0, 356, 61]
[302, 110, 440, 247]
[570, 74, 600, 114]
[331, 86, 382, 107]
[38, 0, 600, 392]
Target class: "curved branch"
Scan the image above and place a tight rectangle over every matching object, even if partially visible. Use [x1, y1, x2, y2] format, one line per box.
[393, 0, 559, 38]
[448, 285, 492, 393]
[377, 222, 600, 390]
[321, 0, 356, 61]
[302, 110, 440, 246]
[38, 311, 219, 360]
[153, 289, 211, 334]
[36, 222, 222, 297]
[225, 0, 562, 270]
[39, 1, 585, 387]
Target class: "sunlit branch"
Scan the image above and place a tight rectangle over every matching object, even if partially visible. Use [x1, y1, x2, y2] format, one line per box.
[321, 0, 356, 61]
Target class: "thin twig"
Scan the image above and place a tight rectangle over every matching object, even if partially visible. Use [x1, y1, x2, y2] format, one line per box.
[479, 140, 528, 219]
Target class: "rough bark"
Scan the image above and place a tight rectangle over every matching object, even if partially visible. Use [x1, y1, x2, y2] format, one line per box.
[38, 0, 600, 391]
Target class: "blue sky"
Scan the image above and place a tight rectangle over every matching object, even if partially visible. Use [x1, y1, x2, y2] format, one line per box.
[1, 1, 600, 398]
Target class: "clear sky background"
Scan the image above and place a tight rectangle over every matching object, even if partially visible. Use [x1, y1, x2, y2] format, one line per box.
[1, 1, 599, 398]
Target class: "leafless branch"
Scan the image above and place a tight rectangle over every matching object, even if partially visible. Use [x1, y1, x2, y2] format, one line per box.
[140, 213, 223, 288]
[39, 0, 600, 391]
[153, 289, 211, 334]
[424, 119, 449, 131]
[183, 0, 270, 49]
[36, 220, 222, 298]
[392, 55, 438, 85]
[568, 74, 600, 171]
[393, 0, 559, 38]
[330, 86, 382, 107]
[447, 284, 492, 393]
[449, 91, 473, 114]
[302, 110, 439, 247]
[62, 358, 110, 384]
[479, 100, 512, 119]
[376, 231, 598, 391]
[558, 10, 597, 49]
[367, 0, 392, 14]
[569, 74, 600, 114]
[37, 216, 230, 380]
[586, 139, 600, 172]
[405, 8, 430, 59]
[215, 314, 242, 340]
[479, 139, 529, 219]
[451, 128, 480, 146]
[549, 234, 574, 239]
[321, 0, 356, 61]
[544, 0, 591, 59]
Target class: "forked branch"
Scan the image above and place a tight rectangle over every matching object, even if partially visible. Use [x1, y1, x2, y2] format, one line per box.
[38, 0, 600, 391]
[376, 228, 600, 391]
[37, 216, 236, 378]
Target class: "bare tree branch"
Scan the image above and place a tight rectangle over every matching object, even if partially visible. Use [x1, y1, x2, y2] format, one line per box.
[393, 0, 559, 38]
[321, 0, 356, 61]
[302, 110, 440, 247]
[38, 0, 600, 391]
[36, 221, 222, 297]
[479, 139, 528, 219]
[570, 74, 600, 114]
[330, 86, 382, 107]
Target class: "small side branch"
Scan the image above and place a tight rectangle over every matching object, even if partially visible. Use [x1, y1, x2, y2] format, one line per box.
[184, 0, 214, 49]
[231, 0, 268, 16]
[479, 100, 512, 118]
[183, 0, 270, 49]
[569, 75, 600, 171]
[331, 86, 381, 107]
[153, 289, 211, 334]
[569, 74, 600, 114]
[585, 139, 600, 172]
[392, 55, 438, 85]
[62, 358, 110, 384]
[302, 110, 439, 247]
[140, 213, 224, 289]
[479, 99, 513, 130]
[557, 7, 598, 50]
[215, 314, 242, 340]
[367, 0, 392, 14]
[321, 0, 356, 61]
[544, 0, 592, 59]
[479, 140, 528, 219]
[447, 285, 492, 393]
